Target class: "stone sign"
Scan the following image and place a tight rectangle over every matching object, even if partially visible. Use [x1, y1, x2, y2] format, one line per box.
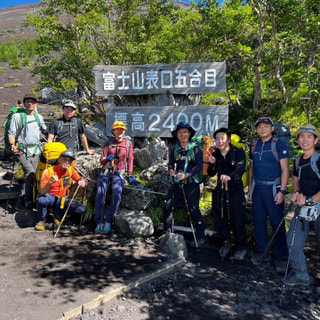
[106, 105, 228, 137]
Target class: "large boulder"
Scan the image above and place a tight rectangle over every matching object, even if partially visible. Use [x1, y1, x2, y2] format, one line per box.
[134, 138, 168, 169]
[157, 232, 188, 260]
[115, 210, 154, 238]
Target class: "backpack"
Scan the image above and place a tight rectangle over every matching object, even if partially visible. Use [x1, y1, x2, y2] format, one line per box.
[4, 107, 41, 155]
[294, 152, 320, 180]
[104, 135, 131, 172]
[273, 123, 291, 157]
[174, 135, 209, 184]
[230, 134, 249, 187]
[35, 142, 70, 198]
[55, 117, 80, 150]
[251, 123, 291, 161]
[251, 136, 281, 161]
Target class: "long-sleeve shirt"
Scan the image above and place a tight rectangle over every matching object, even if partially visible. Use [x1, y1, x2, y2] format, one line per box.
[207, 145, 246, 191]
[168, 143, 203, 179]
[100, 136, 134, 176]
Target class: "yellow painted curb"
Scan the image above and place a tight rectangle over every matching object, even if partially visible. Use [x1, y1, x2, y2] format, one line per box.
[58, 258, 185, 320]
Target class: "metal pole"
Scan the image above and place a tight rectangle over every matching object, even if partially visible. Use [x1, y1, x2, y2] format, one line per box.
[53, 184, 80, 238]
[181, 182, 198, 248]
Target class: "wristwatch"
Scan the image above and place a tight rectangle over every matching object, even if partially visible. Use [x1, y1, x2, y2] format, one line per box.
[279, 190, 286, 195]
[305, 197, 314, 206]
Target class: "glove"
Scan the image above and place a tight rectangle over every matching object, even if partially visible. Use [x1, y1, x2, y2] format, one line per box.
[129, 176, 139, 185]
[107, 154, 115, 161]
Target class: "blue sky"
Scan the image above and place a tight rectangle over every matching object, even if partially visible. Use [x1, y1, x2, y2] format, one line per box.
[0, 0, 41, 10]
[0, 0, 204, 10]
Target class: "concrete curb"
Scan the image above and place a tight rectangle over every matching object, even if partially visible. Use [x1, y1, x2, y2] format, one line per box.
[58, 258, 185, 320]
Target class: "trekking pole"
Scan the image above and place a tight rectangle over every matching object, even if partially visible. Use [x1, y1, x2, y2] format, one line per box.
[283, 214, 299, 284]
[261, 202, 294, 259]
[5, 155, 16, 215]
[181, 182, 198, 248]
[220, 182, 225, 219]
[168, 174, 177, 233]
[224, 181, 230, 220]
[54, 184, 80, 238]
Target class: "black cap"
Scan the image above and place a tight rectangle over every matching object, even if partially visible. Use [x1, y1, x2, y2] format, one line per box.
[60, 150, 76, 160]
[23, 93, 38, 103]
[255, 117, 274, 128]
[171, 122, 196, 139]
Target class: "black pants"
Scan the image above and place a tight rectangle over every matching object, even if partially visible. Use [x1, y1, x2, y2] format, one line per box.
[164, 182, 205, 239]
[212, 187, 247, 249]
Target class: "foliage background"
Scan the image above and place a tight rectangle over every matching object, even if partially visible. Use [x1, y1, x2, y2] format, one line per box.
[1, 0, 320, 147]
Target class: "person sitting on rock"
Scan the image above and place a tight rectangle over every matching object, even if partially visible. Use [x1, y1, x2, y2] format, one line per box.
[94, 121, 133, 234]
[35, 150, 87, 231]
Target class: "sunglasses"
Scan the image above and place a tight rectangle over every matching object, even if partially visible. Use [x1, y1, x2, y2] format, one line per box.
[300, 127, 317, 133]
[177, 122, 188, 128]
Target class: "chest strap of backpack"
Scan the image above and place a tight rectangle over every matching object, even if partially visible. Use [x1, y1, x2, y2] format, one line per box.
[17, 112, 42, 159]
[48, 166, 73, 208]
[251, 137, 279, 161]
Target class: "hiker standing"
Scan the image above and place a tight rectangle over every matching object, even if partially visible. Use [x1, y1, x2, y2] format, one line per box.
[163, 122, 205, 247]
[283, 124, 320, 286]
[8, 93, 47, 209]
[207, 128, 248, 259]
[35, 150, 87, 231]
[47, 99, 95, 154]
[248, 117, 289, 273]
[95, 121, 133, 234]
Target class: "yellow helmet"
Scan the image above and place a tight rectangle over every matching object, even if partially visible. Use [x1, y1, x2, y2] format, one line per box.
[112, 121, 126, 130]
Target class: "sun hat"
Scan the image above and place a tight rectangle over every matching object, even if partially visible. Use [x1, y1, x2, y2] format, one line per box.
[62, 99, 77, 110]
[23, 93, 38, 103]
[295, 124, 320, 139]
[171, 122, 196, 139]
[112, 121, 126, 130]
[60, 150, 76, 160]
[255, 117, 274, 128]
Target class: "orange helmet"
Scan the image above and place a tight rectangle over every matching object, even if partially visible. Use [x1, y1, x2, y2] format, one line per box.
[112, 121, 126, 130]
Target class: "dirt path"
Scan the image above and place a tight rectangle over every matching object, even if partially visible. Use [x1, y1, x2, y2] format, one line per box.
[0, 204, 169, 320]
[2, 198, 320, 320]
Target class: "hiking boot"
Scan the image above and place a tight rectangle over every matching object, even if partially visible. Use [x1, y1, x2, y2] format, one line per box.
[250, 252, 270, 265]
[219, 240, 231, 258]
[283, 271, 310, 287]
[232, 248, 247, 261]
[101, 222, 111, 234]
[35, 220, 45, 231]
[95, 223, 103, 234]
[275, 259, 287, 274]
[191, 237, 204, 248]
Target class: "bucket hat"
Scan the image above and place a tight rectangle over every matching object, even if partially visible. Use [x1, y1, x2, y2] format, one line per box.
[295, 124, 320, 139]
[171, 122, 196, 139]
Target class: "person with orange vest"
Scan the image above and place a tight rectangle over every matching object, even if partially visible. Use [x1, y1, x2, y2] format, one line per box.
[35, 150, 87, 231]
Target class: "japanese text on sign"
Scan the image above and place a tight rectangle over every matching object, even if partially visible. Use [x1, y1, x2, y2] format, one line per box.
[106, 106, 228, 138]
[93, 62, 226, 96]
